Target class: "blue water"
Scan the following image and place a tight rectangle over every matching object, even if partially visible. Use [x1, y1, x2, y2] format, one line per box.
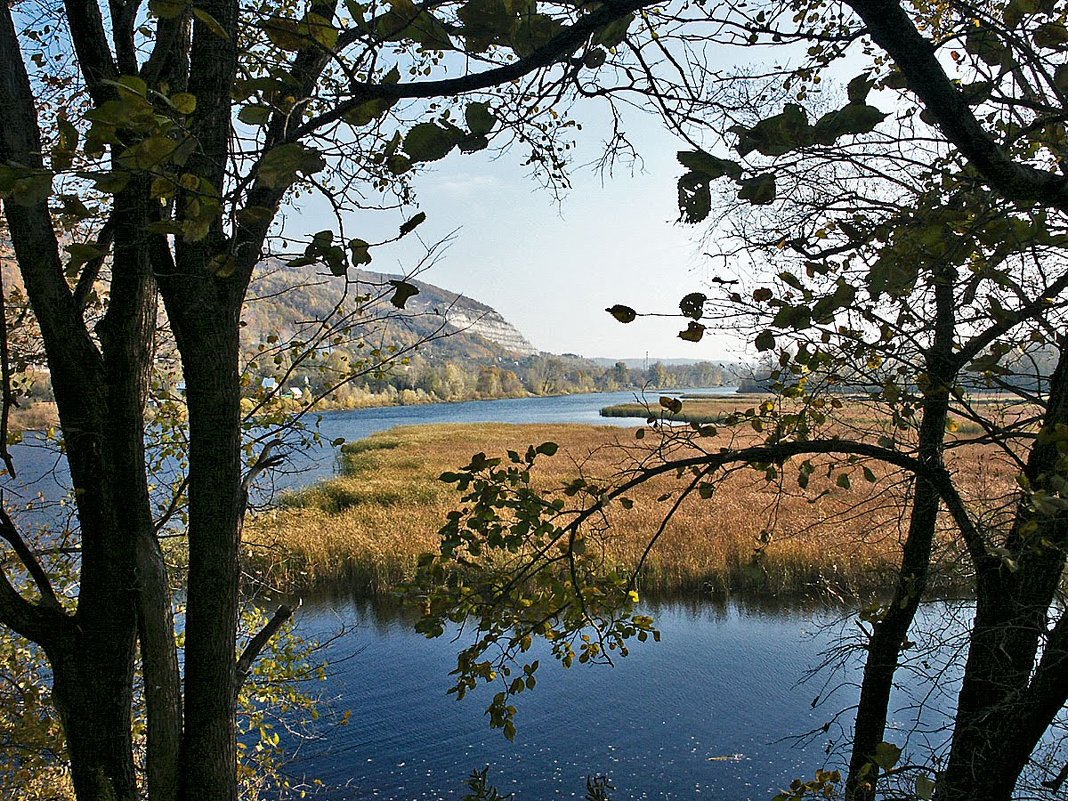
[2, 388, 732, 516]
[276, 599, 967, 801]
[283, 601, 836, 800]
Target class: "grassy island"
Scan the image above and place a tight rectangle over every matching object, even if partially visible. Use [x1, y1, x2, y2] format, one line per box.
[244, 422, 994, 598]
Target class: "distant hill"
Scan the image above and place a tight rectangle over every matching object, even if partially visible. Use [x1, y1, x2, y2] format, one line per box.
[244, 260, 538, 359]
[0, 249, 735, 413]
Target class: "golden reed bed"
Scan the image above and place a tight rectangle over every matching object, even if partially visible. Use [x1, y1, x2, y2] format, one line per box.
[244, 417, 1008, 598]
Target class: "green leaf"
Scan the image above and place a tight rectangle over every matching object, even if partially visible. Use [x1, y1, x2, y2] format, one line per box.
[678, 321, 705, 342]
[592, 13, 633, 48]
[385, 154, 412, 175]
[867, 254, 919, 299]
[458, 0, 512, 52]
[606, 304, 636, 323]
[192, 7, 230, 40]
[149, 0, 188, 18]
[64, 242, 108, 276]
[258, 143, 326, 188]
[535, 441, 558, 456]
[399, 212, 427, 237]
[457, 133, 489, 154]
[262, 16, 306, 50]
[1034, 22, 1068, 49]
[846, 73, 874, 103]
[236, 205, 275, 226]
[52, 119, 79, 172]
[915, 774, 936, 801]
[734, 104, 809, 157]
[376, 0, 452, 49]
[81, 170, 130, 194]
[738, 173, 776, 205]
[872, 741, 901, 771]
[509, 12, 562, 57]
[238, 105, 273, 126]
[403, 122, 464, 162]
[965, 27, 1006, 64]
[118, 136, 179, 170]
[465, 102, 496, 136]
[583, 48, 607, 68]
[389, 279, 420, 308]
[342, 97, 395, 127]
[169, 92, 197, 115]
[0, 167, 54, 206]
[676, 150, 742, 180]
[659, 396, 683, 414]
[755, 330, 776, 352]
[812, 103, 887, 144]
[1055, 64, 1068, 93]
[57, 194, 92, 219]
[303, 12, 339, 48]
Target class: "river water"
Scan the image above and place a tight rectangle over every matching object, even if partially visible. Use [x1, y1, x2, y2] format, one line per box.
[3, 389, 967, 799]
[277, 597, 965, 801]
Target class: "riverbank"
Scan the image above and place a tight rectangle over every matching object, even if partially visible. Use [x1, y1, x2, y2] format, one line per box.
[243, 422, 981, 598]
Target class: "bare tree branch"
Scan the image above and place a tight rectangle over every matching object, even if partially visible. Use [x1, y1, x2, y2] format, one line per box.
[234, 602, 298, 695]
[0, 501, 63, 611]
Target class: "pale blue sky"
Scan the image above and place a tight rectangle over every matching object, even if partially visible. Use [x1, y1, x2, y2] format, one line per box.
[285, 107, 746, 362]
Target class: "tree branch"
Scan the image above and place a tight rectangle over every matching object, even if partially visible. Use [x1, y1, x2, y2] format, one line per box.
[241, 439, 285, 493]
[61, 0, 120, 103]
[234, 602, 298, 695]
[290, 0, 652, 141]
[0, 266, 17, 480]
[845, 0, 1068, 212]
[73, 217, 116, 314]
[0, 501, 63, 611]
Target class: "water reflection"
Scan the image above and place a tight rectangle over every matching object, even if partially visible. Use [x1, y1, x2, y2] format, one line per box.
[278, 597, 890, 801]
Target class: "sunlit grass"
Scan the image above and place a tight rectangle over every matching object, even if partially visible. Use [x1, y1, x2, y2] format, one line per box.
[244, 416, 1003, 598]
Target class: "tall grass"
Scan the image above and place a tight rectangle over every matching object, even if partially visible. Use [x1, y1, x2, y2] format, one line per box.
[245, 421, 993, 598]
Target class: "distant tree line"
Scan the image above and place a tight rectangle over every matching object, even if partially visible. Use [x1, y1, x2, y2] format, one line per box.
[253, 352, 734, 407]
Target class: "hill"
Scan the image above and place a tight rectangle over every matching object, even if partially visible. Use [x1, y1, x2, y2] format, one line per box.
[244, 260, 537, 360]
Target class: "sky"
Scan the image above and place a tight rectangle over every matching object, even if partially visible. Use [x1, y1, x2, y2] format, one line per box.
[285, 107, 749, 363]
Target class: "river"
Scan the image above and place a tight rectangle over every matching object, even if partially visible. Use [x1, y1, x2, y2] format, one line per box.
[3, 389, 964, 799]
[275, 597, 963, 800]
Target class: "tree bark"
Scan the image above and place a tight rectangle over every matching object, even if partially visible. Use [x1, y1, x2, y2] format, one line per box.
[161, 273, 244, 801]
[844, 268, 957, 801]
[935, 350, 1068, 801]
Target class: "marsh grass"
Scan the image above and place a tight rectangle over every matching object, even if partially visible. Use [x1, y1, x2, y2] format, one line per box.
[245, 416, 998, 598]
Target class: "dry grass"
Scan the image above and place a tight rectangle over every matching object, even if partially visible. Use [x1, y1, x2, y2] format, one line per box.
[244, 418, 1002, 598]
[9, 402, 58, 433]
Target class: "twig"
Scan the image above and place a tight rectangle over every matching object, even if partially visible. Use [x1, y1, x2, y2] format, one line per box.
[242, 439, 286, 492]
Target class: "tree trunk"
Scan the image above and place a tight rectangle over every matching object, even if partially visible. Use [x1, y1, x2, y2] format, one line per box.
[162, 272, 244, 801]
[844, 269, 956, 801]
[935, 350, 1068, 800]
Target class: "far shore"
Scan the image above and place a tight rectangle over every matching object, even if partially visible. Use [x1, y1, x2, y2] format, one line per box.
[11, 385, 739, 434]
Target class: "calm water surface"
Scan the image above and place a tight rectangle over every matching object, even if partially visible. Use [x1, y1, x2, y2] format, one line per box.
[4, 388, 731, 503]
[285, 600, 838, 800]
[280, 598, 961, 801]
